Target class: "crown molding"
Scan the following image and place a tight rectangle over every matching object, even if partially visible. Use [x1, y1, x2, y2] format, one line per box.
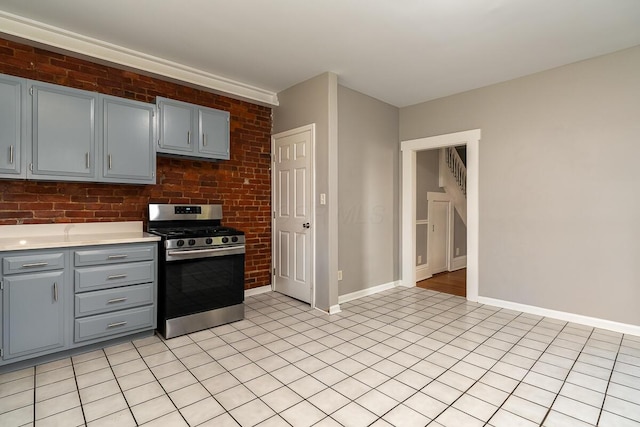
[0, 11, 279, 106]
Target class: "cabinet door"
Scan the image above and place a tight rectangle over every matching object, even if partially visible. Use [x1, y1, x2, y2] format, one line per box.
[158, 97, 195, 154]
[3, 271, 65, 359]
[198, 107, 230, 160]
[102, 96, 156, 184]
[30, 83, 97, 180]
[0, 75, 25, 177]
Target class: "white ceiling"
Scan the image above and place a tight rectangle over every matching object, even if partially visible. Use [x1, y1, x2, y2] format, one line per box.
[0, 0, 639, 107]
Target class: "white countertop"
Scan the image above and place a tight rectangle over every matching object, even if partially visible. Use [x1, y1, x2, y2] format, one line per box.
[0, 221, 160, 251]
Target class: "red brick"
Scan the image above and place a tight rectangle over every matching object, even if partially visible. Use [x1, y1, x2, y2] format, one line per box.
[0, 37, 272, 289]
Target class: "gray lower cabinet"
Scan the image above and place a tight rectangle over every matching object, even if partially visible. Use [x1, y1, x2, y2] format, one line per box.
[0, 243, 157, 367]
[73, 243, 156, 345]
[29, 82, 98, 181]
[1, 250, 67, 361]
[102, 96, 156, 184]
[0, 74, 26, 178]
[157, 96, 230, 160]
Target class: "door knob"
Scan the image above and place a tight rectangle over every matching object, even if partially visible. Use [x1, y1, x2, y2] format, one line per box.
[303, 223, 310, 229]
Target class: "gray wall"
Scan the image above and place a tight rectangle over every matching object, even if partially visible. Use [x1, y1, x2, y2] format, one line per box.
[416, 150, 443, 219]
[400, 45, 640, 325]
[454, 210, 467, 257]
[337, 85, 399, 296]
[273, 72, 339, 311]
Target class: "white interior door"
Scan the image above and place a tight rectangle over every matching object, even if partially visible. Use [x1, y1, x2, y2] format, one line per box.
[272, 125, 314, 304]
[429, 199, 449, 274]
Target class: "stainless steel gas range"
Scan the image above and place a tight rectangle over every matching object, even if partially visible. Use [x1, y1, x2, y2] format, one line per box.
[148, 204, 245, 339]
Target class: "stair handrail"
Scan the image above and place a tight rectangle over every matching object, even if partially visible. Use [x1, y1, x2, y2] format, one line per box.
[446, 147, 466, 197]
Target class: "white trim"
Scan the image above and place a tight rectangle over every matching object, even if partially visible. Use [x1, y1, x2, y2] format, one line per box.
[338, 281, 401, 305]
[451, 255, 467, 271]
[416, 266, 431, 282]
[0, 11, 278, 106]
[328, 305, 342, 315]
[244, 285, 272, 298]
[478, 296, 640, 337]
[401, 129, 480, 301]
[271, 124, 316, 308]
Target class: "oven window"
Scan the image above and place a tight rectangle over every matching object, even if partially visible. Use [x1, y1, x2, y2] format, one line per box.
[163, 253, 244, 318]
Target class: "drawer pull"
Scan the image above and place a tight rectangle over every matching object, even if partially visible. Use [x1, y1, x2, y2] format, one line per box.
[107, 254, 128, 260]
[107, 297, 127, 304]
[107, 321, 127, 329]
[107, 274, 127, 280]
[22, 262, 49, 268]
[53, 282, 58, 302]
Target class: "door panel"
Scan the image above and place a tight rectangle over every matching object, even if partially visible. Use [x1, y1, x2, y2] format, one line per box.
[273, 126, 313, 303]
[103, 97, 155, 183]
[198, 108, 230, 159]
[0, 75, 23, 176]
[31, 84, 96, 179]
[430, 200, 449, 274]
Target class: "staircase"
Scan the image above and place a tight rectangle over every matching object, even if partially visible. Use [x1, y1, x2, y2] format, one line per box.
[439, 146, 467, 226]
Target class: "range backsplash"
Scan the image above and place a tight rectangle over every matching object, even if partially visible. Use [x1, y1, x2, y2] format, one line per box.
[0, 37, 272, 290]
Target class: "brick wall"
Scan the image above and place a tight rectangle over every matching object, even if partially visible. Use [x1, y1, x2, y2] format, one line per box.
[0, 38, 272, 290]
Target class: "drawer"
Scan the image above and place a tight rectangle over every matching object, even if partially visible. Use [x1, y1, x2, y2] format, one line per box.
[75, 261, 154, 292]
[74, 305, 154, 343]
[75, 283, 154, 317]
[74, 245, 155, 267]
[3, 252, 65, 275]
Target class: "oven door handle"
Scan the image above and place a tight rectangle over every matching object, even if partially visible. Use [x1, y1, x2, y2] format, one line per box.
[166, 245, 245, 261]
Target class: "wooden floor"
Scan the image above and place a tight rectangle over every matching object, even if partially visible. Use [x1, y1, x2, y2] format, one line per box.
[417, 268, 466, 297]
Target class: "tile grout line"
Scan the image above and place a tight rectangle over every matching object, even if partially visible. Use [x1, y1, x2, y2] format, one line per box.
[538, 327, 600, 426]
[594, 335, 622, 426]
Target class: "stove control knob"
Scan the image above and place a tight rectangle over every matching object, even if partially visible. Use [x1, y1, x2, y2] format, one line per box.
[188, 239, 196, 246]
[177, 240, 185, 247]
[205, 238, 213, 244]
[222, 237, 229, 244]
[231, 236, 239, 243]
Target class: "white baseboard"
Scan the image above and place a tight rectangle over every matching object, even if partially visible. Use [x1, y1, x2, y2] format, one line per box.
[477, 296, 640, 337]
[328, 305, 342, 315]
[244, 285, 272, 297]
[416, 265, 431, 282]
[451, 255, 467, 271]
[338, 281, 401, 305]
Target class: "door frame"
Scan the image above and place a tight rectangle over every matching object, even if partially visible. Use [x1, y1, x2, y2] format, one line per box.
[401, 129, 480, 301]
[271, 124, 316, 308]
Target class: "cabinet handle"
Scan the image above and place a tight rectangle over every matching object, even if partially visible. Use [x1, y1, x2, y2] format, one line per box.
[107, 297, 127, 304]
[107, 321, 127, 329]
[107, 274, 127, 280]
[22, 262, 48, 268]
[53, 282, 58, 302]
[108, 154, 112, 170]
[203, 133, 206, 147]
[187, 131, 191, 145]
[9, 145, 14, 165]
[107, 254, 128, 260]
[85, 152, 90, 169]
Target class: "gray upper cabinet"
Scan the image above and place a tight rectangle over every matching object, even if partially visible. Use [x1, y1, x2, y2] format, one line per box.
[158, 98, 194, 154]
[102, 96, 156, 184]
[0, 75, 26, 178]
[29, 82, 97, 181]
[157, 96, 230, 161]
[199, 108, 230, 160]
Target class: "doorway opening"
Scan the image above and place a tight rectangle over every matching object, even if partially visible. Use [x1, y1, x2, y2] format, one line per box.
[400, 129, 480, 301]
[414, 146, 468, 297]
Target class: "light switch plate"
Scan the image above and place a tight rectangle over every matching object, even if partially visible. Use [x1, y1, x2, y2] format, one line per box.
[320, 193, 326, 205]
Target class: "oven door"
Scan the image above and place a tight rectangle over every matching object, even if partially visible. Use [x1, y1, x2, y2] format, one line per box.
[161, 247, 245, 320]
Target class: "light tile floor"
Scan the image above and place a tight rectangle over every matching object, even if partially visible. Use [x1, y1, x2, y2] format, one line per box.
[1, 287, 640, 426]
